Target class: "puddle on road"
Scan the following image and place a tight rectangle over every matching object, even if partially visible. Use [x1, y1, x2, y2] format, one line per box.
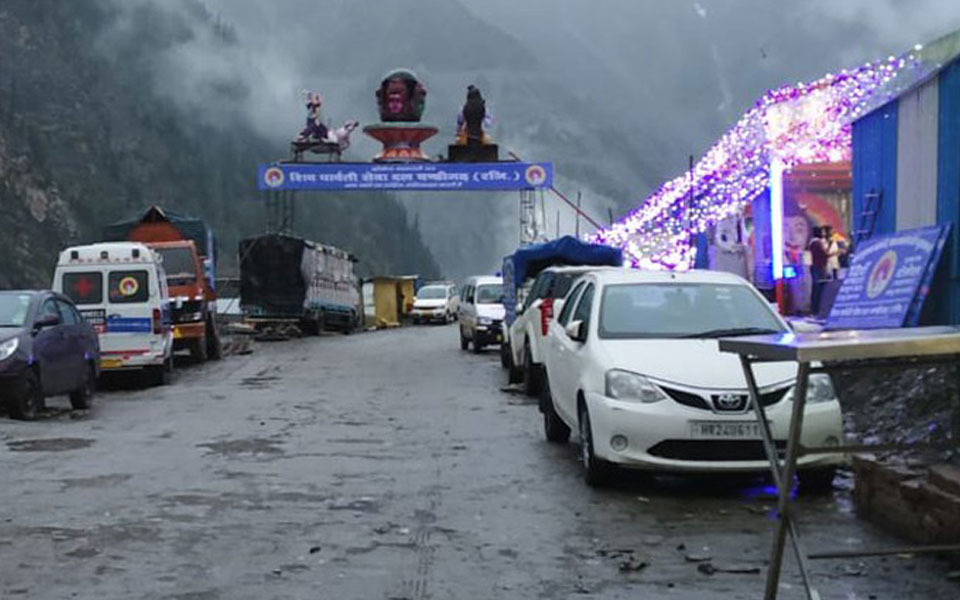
[197, 438, 285, 456]
[239, 375, 281, 389]
[7, 438, 95, 452]
[59, 474, 132, 489]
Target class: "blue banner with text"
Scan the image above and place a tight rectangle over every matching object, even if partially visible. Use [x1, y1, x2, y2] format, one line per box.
[258, 162, 553, 192]
[826, 225, 950, 330]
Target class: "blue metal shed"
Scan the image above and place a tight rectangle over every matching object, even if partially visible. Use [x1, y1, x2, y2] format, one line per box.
[851, 29, 960, 323]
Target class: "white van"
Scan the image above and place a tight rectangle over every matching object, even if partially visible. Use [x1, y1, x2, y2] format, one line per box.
[457, 275, 505, 353]
[53, 242, 175, 386]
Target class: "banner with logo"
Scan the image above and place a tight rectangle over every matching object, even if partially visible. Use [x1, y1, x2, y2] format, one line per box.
[826, 225, 950, 330]
[258, 162, 553, 192]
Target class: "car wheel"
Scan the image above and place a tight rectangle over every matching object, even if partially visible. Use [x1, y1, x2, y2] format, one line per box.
[149, 357, 173, 387]
[459, 327, 469, 351]
[189, 336, 208, 363]
[69, 363, 96, 410]
[798, 466, 837, 494]
[499, 340, 510, 369]
[9, 370, 43, 421]
[522, 341, 543, 397]
[579, 403, 614, 487]
[507, 344, 523, 384]
[542, 379, 570, 443]
[206, 319, 223, 360]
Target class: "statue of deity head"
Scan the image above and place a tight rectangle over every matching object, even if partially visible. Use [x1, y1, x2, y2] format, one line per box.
[376, 69, 427, 122]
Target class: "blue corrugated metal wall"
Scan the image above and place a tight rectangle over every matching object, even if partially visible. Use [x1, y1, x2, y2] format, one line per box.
[852, 102, 899, 241]
[937, 61, 960, 323]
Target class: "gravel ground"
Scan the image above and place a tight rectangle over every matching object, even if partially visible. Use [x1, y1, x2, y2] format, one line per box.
[0, 325, 957, 599]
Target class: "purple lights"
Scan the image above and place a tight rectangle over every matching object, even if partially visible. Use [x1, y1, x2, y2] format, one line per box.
[594, 51, 923, 270]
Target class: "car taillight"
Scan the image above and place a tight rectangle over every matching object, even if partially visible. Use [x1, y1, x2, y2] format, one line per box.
[153, 308, 162, 334]
[540, 298, 554, 336]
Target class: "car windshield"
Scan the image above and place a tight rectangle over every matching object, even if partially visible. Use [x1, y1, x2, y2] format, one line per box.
[156, 247, 197, 284]
[417, 286, 447, 299]
[599, 283, 786, 339]
[475, 284, 503, 304]
[0, 293, 32, 327]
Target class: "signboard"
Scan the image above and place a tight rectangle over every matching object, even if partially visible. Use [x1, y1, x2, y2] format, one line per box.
[826, 225, 950, 330]
[258, 162, 553, 192]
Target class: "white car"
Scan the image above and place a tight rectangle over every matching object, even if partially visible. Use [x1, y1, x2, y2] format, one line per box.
[411, 283, 458, 324]
[458, 275, 505, 353]
[539, 268, 843, 489]
[505, 266, 603, 395]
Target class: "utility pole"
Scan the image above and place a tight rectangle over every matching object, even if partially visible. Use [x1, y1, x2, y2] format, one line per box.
[575, 190, 581, 237]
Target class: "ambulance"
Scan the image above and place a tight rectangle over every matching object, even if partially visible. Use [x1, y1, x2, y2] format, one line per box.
[53, 242, 175, 386]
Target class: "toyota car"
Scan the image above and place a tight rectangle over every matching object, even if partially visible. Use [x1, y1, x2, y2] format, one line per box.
[538, 269, 843, 489]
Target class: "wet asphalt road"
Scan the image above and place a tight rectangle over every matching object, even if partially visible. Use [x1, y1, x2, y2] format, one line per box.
[0, 324, 958, 600]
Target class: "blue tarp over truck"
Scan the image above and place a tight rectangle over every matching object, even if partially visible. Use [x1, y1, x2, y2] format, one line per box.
[502, 236, 623, 326]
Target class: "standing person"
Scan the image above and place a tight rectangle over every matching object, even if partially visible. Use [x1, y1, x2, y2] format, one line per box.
[824, 226, 841, 280]
[808, 227, 828, 316]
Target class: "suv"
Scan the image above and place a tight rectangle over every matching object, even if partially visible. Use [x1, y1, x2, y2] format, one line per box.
[458, 275, 504, 353]
[505, 266, 602, 395]
[411, 282, 458, 324]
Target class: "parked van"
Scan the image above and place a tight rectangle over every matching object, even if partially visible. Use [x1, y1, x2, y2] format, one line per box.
[457, 275, 505, 353]
[53, 242, 175, 386]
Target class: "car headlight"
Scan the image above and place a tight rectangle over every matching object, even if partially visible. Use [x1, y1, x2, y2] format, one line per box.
[0, 338, 19, 361]
[605, 369, 668, 403]
[789, 373, 837, 404]
[478, 317, 492, 325]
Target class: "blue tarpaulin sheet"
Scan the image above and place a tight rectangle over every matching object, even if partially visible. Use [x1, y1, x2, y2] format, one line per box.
[502, 236, 623, 325]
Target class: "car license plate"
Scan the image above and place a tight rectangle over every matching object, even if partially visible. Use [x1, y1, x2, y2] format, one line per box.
[101, 357, 123, 370]
[690, 421, 766, 439]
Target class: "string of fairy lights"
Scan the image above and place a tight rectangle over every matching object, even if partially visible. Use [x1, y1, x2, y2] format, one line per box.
[593, 49, 924, 271]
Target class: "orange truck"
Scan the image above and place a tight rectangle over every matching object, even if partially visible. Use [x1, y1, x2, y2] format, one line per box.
[102, 206, 222, 361]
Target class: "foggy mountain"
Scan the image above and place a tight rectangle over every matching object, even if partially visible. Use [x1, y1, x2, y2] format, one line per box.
[0, 0, 440, 287]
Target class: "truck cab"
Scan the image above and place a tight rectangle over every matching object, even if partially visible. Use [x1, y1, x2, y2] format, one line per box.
[148, 240, 220, 362]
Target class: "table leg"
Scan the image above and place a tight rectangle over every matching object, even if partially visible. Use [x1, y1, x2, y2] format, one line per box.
[766, 361, 818, 600]
[740, 357, 819, 599]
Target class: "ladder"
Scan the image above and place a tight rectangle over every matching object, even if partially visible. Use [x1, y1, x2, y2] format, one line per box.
[853, 189, 882, 249]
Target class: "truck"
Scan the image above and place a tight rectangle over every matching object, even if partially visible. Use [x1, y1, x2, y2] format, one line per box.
[501, 236, 622, 395]
[102, 206, 222, 361]
[239, 233, 361, 335]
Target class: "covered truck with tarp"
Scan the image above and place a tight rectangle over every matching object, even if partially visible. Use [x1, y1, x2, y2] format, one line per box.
[239, 233, 361, 334]
[502, 236, 623, 327]
[501, 236, 623, 393]
[102, 206, 217, 286]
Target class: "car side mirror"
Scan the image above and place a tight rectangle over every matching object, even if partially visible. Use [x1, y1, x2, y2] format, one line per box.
[33, 313, 61, 332]
[565, 320, 586, 343]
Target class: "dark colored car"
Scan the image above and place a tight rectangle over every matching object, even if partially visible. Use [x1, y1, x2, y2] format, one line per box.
[0, 290, 100, 420]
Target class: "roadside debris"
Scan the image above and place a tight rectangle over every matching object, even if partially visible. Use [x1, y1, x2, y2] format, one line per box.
[697, 562, 761, 575]
[618, 558, 649, 573]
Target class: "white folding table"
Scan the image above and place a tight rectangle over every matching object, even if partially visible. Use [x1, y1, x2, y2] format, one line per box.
[718, 326, 960, 600]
